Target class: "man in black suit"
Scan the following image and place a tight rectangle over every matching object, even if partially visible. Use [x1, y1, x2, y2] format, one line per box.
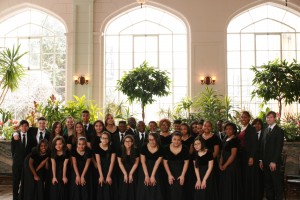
[81, 110, 94, 148]
[259, 111, 284, 200]
[112, 120, 128, 152]
[11, 120, 36, 200]
[28, 117, 50, 144]
[134, 121, 148, 151]
[125, 117, 137, 135]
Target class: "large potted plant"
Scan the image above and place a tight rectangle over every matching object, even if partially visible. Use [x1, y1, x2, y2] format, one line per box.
[117, 61, 171, 121]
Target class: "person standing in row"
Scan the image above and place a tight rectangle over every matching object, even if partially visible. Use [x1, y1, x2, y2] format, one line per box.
[28, 117, 50, 144]
[259, 111, 284, 200]
[11, 120, 37, 200]
[81, 110, 94, 149]
[134, 121, 148, 151]
[163, 132, 189, 200]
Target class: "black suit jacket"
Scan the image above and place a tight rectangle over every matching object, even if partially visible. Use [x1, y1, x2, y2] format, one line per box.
[84, 123, 94, 142]
[28, 127, 50, 144]
[134, 132, 148, 151]
[125, 128, 137, 136]
[11, 132, 36, 166]
[260, 124, 284, 165]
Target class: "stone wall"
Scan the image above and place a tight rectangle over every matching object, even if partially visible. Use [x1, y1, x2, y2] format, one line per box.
[0, 141, 12, 174]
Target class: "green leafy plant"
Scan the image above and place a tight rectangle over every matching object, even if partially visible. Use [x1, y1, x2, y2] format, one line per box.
[0, 45, 27, 105]
[0, 108, 12, 124]
[281, 112, 300, 141]
[117, 61, 171, 121]
[251, 59, 300, 117]
[174, 97, 193, 121]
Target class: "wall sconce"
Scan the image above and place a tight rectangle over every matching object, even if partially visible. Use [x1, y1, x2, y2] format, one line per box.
[74, 75, 89, 85]
[200, 76, 216, 85]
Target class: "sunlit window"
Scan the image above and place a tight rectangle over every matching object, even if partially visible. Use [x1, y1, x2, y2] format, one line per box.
[0, 8, 66, 118]
[227, 4, 300, 116]
[104, 6, 188, 121]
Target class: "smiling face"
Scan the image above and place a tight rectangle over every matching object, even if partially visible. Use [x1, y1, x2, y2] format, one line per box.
[180, 125, 188, 136]
[225, 125, 234, 137]
[171, 135, 182, 147]
[38, 120, 46, 131]
[124, 137, 133, 149]
[39, 142, 48, 154]
[194, 140, 202, 151]
[77, 139, 86, 151]
[75, 123, 84, 135]
[66, 118, 74, 129]
[148, 135, 157, 147]
[137, 121, 146, 133]
[94, 122, 104, 133]
[240, 113, 250, 126]
[253, 121, 262, 132]
[55, 123, 62, 135]
[20, 123, 29, 133]
[55, 139, 63, 151]
[82, 112, 90, 124]
[105, 114, 114, 125]
[203, 122, 212, 134]
[160, 122, 169, 132]
[100, 134, 109, 145]
[191, 124, 198, 134]
[266, 114, 276, 126]
[149, 122, 157, 132]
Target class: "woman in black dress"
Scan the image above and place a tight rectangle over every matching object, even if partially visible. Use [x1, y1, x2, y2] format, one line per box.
[238, 111, 259, 200]
[22, 139, 50, 200]
[50, 136, 69, 200]
[63, 116, 75, 144]
[190, 121, 199, 137]
[104, 114, 119, 135]
[193, 136, 216, 200]
[163, 132, 189, 200]
[219, 122, 241, 200]
[181, 122, 195, 200]
[95, 131, 116, 200]
[117, 135, 140, 200]
[70, 137, 92, 200]
[136, 133, 164, 200]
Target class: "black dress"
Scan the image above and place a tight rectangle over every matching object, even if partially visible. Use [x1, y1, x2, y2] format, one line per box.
[182, 136, 195, 200]
[70, 148, 92, 200]
[203, 134, 222, 196]
[94, 145, 116, 200]
[159, 134, 171, 147]
[117, 149, 140, 200]
[49, 150, 70, 200]
[136, 145, 164, 200]
[219, 137, 241, 200]
[164, 145, 189, 200]
[194, 151, 218, 200]
[22, 148, 49, 200]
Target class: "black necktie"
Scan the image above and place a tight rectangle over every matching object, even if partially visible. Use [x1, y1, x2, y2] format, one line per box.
[121, 133, 124, 141]
[39, 132, 43, 141]
[22, 134, 26, 148]
[267, 127, 272, 135]
[141, 133, 145, 144]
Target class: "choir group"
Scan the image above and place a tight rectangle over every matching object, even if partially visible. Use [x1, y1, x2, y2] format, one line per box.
[11, 110, 284, 200]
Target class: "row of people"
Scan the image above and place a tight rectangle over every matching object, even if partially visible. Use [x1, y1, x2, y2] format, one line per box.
[11, 110, 284, 200]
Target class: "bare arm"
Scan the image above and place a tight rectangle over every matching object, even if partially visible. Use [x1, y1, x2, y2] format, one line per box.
[163, 159, 174, 185]
[213, 145, 219, 159]
[29, 158, 39, 181]
[51, 158, 57, 184]
[221, 148, 237, 170]
[118, 157, 128, 183]
[106, 153, 116, 185]
[140, 154, 150, 186]
[72, 157, 81, 185]
[62, 159, 69, 184]
[129, 157, 140, 183]
[194, 160, 201, 189]
[36, 157, 49, 172]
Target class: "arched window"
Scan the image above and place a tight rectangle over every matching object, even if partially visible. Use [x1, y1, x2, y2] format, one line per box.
[104, 6, 188, 121]
[227, 4, 300, 116]
[0, 8, 66, 118]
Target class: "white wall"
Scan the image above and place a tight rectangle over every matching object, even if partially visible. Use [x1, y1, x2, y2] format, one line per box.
[1, 0, 299, 108]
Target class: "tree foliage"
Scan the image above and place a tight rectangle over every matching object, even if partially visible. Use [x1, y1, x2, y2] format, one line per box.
[116, 61, 171, 121]
[251, 59, 300, 116]
[0, 45, 27, 105]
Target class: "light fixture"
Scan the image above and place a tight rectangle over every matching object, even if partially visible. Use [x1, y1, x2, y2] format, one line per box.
[136, 0, 147, 8]
[200, 76, 216, 85]
[74, 75, 89, 85]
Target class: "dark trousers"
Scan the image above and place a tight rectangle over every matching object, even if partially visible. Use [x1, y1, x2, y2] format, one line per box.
[263, 164, 283, 200]
[12, 164, 22, 200]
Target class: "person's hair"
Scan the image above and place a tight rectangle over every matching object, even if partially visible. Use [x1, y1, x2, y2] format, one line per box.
[51, 136, 67, 158]
[90, 120, 105, 148]
[251, 118, 264, 130]
[19, 120, 29, 127]
[149, 121, 157, 127]
[171, 131, 183, 139]
[190, 121, 198, 134]
[50, 121, 63, 142]
[119, 120, 127, 126]
[81, 110, 90, 115]
[204, 120, 213, 127]
[266, 111, 277, 118]
[158, 118, 171, 129]
[224, 122, 238, 135]
[121, 135, 137, 164]
[241, 111, 251, 118]
[148, 132, 161, 146]
[104, 114, 115, 126]
[180, 122, 190, 136]
[37, 117, 46, 121]
[198, 119, 204, 126]
[217, 120, 223, 124]
[72, 122, 86, 144]
[194, 136, 207, 168]
[173, 119, 182, 125]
